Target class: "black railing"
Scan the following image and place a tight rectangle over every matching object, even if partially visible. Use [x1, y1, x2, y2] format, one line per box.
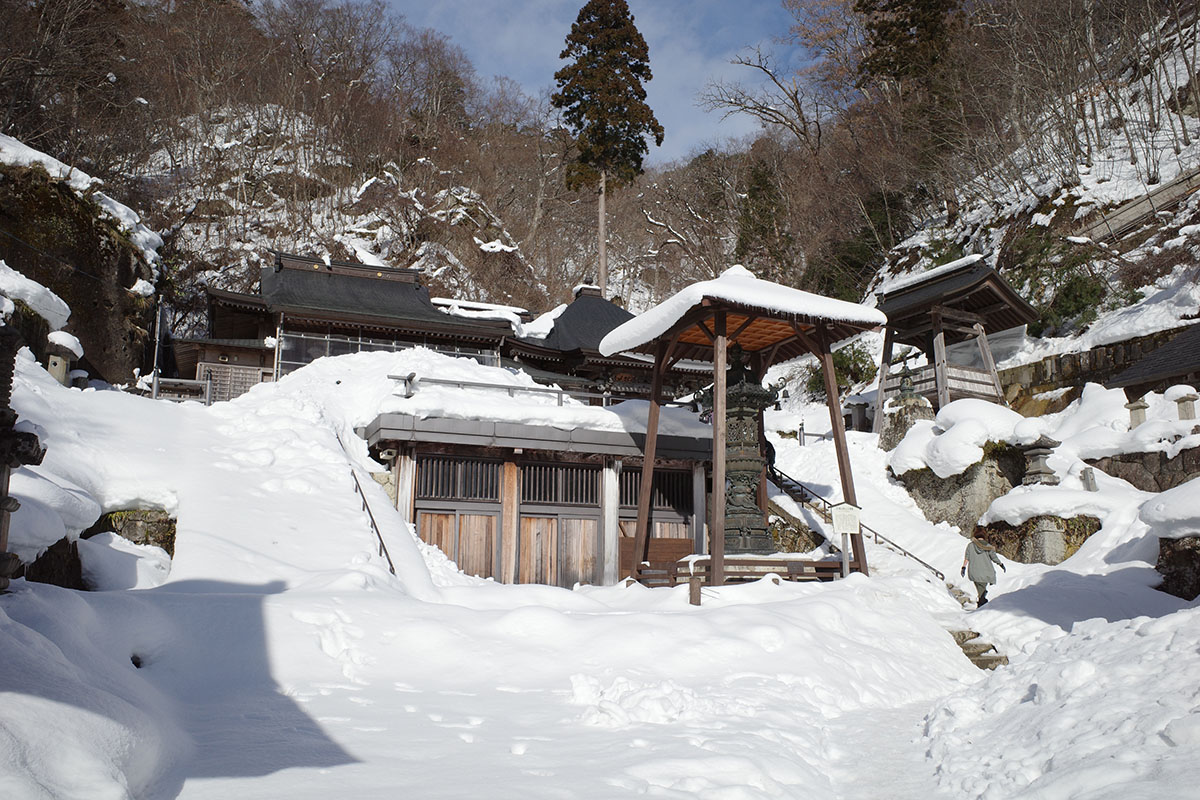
[335, 432, 396, 575]
[768, 466, 945, 581]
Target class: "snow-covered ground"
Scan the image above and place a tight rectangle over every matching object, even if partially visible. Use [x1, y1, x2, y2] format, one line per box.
[1, 342, 1197, 799]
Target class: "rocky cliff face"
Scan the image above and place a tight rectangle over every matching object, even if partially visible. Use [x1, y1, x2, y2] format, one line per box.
[892, 447, 1025, 536]
[0, 162, 156, 382]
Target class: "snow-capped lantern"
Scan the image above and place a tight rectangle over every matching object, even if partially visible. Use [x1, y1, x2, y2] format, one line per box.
[1125, 397, 1150, 428]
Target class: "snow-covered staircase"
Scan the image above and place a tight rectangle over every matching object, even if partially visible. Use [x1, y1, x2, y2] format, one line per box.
[949, 630, 1009, 670]
[768, 466, 945, 580]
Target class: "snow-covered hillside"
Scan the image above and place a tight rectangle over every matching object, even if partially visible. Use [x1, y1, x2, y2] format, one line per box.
[1, 337, 1197, 798]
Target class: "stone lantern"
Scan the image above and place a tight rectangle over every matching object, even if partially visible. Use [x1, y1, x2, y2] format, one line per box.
[1021, 435, 1061, 486]
[1175, 393, 1198, 421]
[1125, 397, 1149, 428]
[722, 348, 777, 554]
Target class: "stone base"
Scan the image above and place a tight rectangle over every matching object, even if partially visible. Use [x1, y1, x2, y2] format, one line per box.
[19, 537, 85, 589]
[1157, 536, 1200, 601]
[725, 524, 774, 554]
[880, 400, 936, 451]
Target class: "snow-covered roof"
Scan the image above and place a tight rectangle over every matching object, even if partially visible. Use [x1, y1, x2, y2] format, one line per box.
[599, 265, 886, 358]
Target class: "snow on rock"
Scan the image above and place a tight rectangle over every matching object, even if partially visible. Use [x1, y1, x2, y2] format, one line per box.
[600, 265, 886, 356]
[890, 399, 1027, 478]
[47, 330, 83, 358]
[0, 134, 162, 269]
[128, 278, 156, 298]
[79, 532, 171, 590]
[1139, 477, 1200, 540]
[0, 260, 70, 329]
[891, 385, 1200, 480]
[6, 465, 100, 563]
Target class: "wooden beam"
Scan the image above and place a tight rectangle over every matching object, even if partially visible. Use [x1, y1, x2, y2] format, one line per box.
[930, 304, 984, 326]
[695, 319, 716, 342]
[974, 322, 1006, 403]
[711, 310, 727, 586]
[630, 339, 669, 580]
[871, 327, 894, 434]
[728, 314, 758, 342]
[931, 311, 951, 409]
[816, 324, 869, 577]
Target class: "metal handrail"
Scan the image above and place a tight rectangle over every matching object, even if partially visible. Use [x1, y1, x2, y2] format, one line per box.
[389, 372, 613, 407]
[335, 432, 396, 575]
[768, 466, 945, 581]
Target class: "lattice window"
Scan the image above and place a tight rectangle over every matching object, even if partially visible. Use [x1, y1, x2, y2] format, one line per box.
[416, 457, 500, 501]
[619, 470, 691, 513]
[521, 463, 600, 506]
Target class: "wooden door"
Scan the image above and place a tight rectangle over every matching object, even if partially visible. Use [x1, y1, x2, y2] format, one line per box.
[458, 514, 497, 579]
[519, 517, 557, 584]
[559, 518, 599, 587]
[417, 511, 455, 557]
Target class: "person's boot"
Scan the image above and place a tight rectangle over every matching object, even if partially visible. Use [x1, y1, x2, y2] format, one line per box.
[977, 595, 989, 607]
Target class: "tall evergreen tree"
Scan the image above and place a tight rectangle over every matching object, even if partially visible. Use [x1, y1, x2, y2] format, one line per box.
[552, 0, 664, 295]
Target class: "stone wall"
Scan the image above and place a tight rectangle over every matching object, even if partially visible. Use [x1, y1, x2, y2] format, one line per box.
[84, 510, 177, 556]
[999, 325, 1189, 407]
[1086, 446, 1200, 493]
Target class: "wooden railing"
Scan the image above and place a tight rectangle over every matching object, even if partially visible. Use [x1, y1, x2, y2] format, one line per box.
[882, 363, 1000, 402]
[768, 466, 945, 581]
[634, 555, 847, 588]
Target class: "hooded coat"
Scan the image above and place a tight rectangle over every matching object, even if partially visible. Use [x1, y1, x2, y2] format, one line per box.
[965, 538, 1003, 585]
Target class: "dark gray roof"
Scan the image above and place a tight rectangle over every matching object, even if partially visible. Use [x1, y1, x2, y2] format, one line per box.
[1108, 322, 1200, 393]
[538, 289, 635, 353]
[876, 259, 1038, 345]
[256, 253, 510, 338]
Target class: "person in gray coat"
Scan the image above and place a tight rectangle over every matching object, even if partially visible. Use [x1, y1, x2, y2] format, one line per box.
[962, 537, 1005, 607]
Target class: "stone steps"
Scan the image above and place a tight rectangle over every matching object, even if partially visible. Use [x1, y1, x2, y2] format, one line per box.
[948, 628, 1009, 670]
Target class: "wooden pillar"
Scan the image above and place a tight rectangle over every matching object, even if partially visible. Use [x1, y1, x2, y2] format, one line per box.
[932, 311, 951, 409]
[872, 327, 894, 433]
[501, 460, 519, 584]
[711, 311, 727, 586]
[974, 322, 1006, 405]
[690, 462, 707, 552]
[601, 458, 621, 585]
[818, 327, 869, 576]
[396, 444, 416, 522]
[631, 340, 669, 580]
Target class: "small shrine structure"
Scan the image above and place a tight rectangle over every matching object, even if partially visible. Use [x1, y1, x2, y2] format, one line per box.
[599, 266, 886, 585]
[872, 255, 1037, 431]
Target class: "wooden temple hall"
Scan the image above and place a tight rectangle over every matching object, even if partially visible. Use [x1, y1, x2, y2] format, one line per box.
[872, 254, 1037, 431]
[359, 266, 887, 589]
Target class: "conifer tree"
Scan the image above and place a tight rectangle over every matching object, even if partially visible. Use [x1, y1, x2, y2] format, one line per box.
[552, 0, 664, 295]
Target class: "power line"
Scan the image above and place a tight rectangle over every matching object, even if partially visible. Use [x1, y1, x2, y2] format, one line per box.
[0, 225, 106, 283]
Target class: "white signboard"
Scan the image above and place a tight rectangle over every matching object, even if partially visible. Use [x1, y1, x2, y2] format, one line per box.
[830, 502, 860, 578]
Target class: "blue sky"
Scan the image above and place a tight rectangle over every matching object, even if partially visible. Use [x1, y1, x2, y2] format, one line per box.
[386, 0, 804, 165]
